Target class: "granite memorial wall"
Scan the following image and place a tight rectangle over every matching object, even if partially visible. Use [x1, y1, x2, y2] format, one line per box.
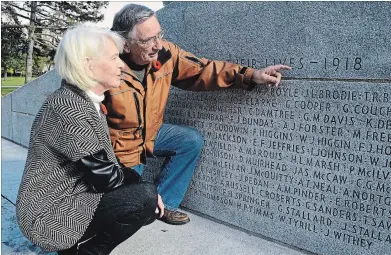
[144, 2, 391, 255]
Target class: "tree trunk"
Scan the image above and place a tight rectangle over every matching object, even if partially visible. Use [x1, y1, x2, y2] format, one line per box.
[3, 64, 8, 80]
[47, 57, 52, 71]
[25, 1, 37, 84]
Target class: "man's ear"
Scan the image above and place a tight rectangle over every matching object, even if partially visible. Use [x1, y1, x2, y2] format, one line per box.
[123, 41, 131, 53]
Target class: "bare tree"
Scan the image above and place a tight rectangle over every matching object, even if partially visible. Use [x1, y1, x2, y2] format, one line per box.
[25, 1, 37, 83]
[1, 3, 26, 80]
[1, 1, 108, 83]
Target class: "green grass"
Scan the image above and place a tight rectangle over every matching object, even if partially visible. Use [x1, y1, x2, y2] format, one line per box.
[2, 76, 27, 86]
[1, 76, 37, 96]
[1, 87, 19, 96]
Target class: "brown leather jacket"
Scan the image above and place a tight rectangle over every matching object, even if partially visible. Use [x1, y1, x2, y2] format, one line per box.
[103, 40, 256, 167]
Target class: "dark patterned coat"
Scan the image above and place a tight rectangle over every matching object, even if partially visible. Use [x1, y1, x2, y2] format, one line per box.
[16, 81, 118, 251]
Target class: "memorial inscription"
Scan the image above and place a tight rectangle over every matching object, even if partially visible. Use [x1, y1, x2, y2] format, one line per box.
[227, 56, 363, 71]
[144, 2, 391, 254]
[144, 81, 390, 255]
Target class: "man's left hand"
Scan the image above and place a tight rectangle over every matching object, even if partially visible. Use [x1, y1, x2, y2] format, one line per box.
[157, 194, 165, 218]
[251, 64, 292, 87]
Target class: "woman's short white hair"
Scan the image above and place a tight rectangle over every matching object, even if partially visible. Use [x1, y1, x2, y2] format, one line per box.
[54, 25, 125, 91]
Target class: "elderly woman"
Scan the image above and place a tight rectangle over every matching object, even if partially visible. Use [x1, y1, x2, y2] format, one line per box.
[16, 26, 164, 255]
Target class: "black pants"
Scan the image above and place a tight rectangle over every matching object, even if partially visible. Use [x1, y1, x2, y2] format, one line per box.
[58, 182, 158, 255]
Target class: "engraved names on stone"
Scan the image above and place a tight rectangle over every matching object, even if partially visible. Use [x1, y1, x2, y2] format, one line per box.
[163, 82, 390, 253]
[152, 2, 391, 254]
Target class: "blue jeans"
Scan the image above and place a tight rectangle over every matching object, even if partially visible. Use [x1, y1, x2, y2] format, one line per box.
[133, 123, 203, 210]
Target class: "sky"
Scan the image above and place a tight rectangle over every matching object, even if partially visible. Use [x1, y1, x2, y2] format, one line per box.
[95, 1, 164, 29]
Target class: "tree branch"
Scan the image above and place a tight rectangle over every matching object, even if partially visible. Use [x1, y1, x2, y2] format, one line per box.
[11, 12, 33, 22]
[1, 5, 22, 25]
[34, 9, 57, 19]
[2, 25, 68, 30]
[5, 3, 67, 26]
[38, 17, 68, 25]
[34, 35, 59, 45]
[33, 38, 57, 50]
[39, 3, 60, 13]
[6, 2, 31, 14]
[34, 33, 60, 40]
[35, 6, 67, 23]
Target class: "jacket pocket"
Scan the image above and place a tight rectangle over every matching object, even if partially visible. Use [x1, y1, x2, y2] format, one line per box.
[106, 87, 143, 130]
[110, 127, 143, 152]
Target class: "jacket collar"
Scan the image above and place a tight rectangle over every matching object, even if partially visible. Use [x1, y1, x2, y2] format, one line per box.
[119, 46, 172, 76]
[149, 47, 172, 73]
[61, 80, 89, 100]
[61, 80, 100, 116]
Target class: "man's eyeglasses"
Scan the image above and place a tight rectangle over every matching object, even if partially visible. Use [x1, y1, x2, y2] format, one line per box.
[132, 30, 164, 47]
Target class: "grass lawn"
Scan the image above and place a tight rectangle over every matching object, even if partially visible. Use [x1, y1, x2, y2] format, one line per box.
[1, 87, 20, 96]
[1, 76, 37, 96]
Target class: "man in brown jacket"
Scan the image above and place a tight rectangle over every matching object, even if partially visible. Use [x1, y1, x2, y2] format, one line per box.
[104, 4, 291, 225]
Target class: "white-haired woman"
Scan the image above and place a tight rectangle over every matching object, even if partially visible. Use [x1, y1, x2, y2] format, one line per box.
[16, 26, 164, 255]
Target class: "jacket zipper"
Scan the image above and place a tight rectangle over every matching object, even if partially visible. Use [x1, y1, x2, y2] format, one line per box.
[141, 84, 147, 164]
[132, 92, 142, 133]
[125, 78, 147, 163]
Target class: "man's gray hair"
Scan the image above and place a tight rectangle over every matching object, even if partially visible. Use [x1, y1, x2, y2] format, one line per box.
[111, 4, 155, 39]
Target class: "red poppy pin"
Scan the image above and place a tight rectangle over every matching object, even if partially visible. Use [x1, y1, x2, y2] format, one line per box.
[152, 60, 162, 71]
[100, 103, 108, 115]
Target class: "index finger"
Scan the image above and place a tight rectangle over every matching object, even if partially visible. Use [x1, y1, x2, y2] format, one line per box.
[273, 65, 292, 71]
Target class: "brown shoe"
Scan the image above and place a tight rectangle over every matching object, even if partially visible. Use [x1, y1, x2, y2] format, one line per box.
[159, 209, 190, 225]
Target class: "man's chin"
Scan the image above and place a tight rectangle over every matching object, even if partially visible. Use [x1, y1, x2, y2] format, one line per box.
[149, 53, 159, 60]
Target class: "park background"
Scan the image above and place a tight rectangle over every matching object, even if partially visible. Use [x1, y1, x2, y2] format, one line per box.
[1, 1, 164, 96]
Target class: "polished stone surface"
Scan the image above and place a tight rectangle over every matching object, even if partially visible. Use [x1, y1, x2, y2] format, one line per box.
[157, 2, 391, 80]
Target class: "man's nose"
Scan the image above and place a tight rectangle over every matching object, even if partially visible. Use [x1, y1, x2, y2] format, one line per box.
[152, 38, 163, 50]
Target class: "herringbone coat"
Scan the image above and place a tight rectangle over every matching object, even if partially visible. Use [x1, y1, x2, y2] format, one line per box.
[16, 81, 118, 251]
